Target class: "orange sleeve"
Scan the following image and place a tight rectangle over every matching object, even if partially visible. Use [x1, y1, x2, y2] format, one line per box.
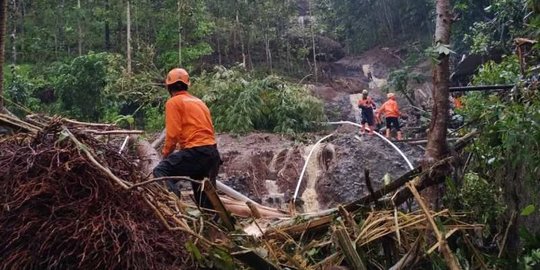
[162, 100, 181, 158]
[377, 102, 386, 117]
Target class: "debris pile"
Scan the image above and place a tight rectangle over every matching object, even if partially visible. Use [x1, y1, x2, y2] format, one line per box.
[0, 114, 488, 269]
[0, 117, 191, 269]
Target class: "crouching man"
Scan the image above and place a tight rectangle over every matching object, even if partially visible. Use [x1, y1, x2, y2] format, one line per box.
[153, 68, 221, 210]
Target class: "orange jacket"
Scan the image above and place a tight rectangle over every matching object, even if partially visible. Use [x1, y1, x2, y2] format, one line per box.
[358, 96, 375, 109]
[454, 97, 463, 109]
[377, 99, 400, 118]
[162, 91, 216, 157]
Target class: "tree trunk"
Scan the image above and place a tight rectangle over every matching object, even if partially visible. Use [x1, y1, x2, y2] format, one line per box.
[308, 0, 317, 81]
[427, 0, 451, 161]
[116, 17, 122, 53]
[236, 10, 246, 67]
[264, 30, 272, 72]
[9, 0, 15, 64]
[423, 0, 452, 206]
[0, 0, 7, 111]
[177, 0, 182, 66]
[216, 35, 222, 66]
[77, 0, 82, 56]
[104, 0, 110, 51]
[126, 0, 132, 74]
[58, 0, 65, 58]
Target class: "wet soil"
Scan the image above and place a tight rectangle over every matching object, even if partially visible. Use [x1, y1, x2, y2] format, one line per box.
[214, 46, 428, 211]
[217, 133, 306, 208]
[316, 132, 423, 209]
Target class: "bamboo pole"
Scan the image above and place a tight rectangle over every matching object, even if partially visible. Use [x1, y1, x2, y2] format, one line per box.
[334, 226, 367, 270]
[406, 182, 461, 270]
[202, 179, 235, 231]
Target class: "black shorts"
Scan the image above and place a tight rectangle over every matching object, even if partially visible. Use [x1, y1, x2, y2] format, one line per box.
[385, 117, 401, 131]
[153, 144, 221, 209]
[361, 108, 375, 126]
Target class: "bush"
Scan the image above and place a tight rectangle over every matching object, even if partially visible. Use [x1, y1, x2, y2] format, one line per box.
[191, 66, 326, 134]
[472, 55, 520, 85]
[54, 52, 123, 121]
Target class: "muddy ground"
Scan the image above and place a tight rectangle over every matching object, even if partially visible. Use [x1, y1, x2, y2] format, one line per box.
[216, 46, 429, 212]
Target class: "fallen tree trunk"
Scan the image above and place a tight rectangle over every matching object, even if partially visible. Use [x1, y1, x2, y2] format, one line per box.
[151, 129, 166, 149]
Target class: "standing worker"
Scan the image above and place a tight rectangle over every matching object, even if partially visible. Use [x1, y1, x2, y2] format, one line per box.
[357, 89, 377, 135]
[376, 93, 403, 140]
[153, 68, 222, 210]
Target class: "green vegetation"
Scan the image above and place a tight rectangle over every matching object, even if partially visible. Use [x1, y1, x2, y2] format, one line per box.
[192, 66, 326, 134]
[458, 46, 540, 267]
[316, 0, 434, 53]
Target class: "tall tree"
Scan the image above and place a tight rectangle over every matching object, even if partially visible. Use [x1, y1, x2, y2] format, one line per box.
[77, 0, 82, 56]
[9, 0, 15, 64]
[425, 5, 461, 269]
[126, 0, 132, 74]
[426, 0, 452, 162]
[0, 0, 7, 111]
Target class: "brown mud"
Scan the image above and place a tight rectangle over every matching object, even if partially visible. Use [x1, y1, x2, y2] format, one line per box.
[216, 46, 427, 211]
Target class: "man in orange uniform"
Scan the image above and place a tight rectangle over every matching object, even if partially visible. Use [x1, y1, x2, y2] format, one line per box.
[376, 93, 403, 140]
[358, 89, 377, 135]
[153, 68, 221, 210]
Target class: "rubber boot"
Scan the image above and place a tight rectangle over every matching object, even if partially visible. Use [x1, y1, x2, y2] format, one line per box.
[397, 131, 403, 140]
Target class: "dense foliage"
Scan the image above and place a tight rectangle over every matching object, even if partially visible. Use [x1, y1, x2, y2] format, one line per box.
[6, 0, 319, 75]
[316, 0, 434, 53]
[192, 66, 326, 134]
[457, 51, 540, 267]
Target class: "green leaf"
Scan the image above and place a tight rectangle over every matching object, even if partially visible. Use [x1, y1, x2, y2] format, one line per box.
[185, 241, 203, 263]
[521, 205, 536, 216]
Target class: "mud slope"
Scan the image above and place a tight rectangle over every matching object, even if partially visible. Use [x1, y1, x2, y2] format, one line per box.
[217, 133, 306, 208]
[316, 132, 422, 209]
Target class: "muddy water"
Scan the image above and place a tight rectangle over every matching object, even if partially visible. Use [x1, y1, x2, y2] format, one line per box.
[300, 144, 323, 212]
[362, 64, 387, 89]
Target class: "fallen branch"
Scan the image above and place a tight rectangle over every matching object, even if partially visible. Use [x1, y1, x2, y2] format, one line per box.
[231, 249, 280, 270]
[389, 236, 422, 270]
[64, 128, 131, 190]
[0, 113, 41, 133]
[390, 157, 454, 206]
[345, 167, 422, 212]
[498, 211, 517, 258]
[203, 179, 236, 231]
[85, 129, 144, 135]
[334, 226, 367, 270]
[28, 114, 116, 128]
[406, 182, 461, 270]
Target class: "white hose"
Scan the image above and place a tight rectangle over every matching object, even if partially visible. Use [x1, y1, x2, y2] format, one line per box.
[216, 180, 260, 206]
[327, 121, 414, 170]
[292, 133, 335, 203]
[118, 136, 130, 154]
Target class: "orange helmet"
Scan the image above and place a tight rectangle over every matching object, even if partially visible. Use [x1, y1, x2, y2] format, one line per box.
[165, 68, 190, 86]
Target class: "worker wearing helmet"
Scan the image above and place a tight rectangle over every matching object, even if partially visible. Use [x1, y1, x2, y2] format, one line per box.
[153, 68, 221, 210]
[376, 93, 403, 140]
[357, 89, 377, 135]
